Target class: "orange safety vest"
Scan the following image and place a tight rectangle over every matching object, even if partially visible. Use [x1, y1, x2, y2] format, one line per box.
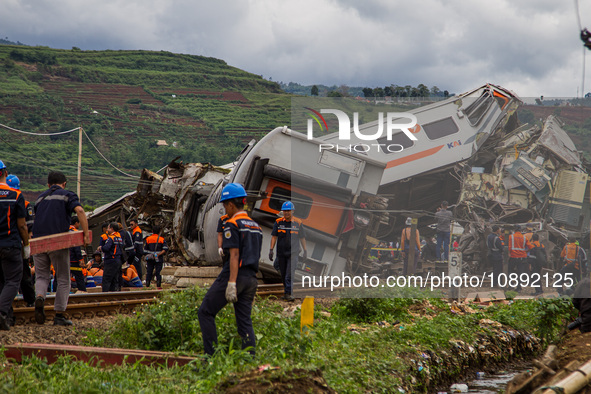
[509, 232, 529, 258]
[561, 243, 580, 267]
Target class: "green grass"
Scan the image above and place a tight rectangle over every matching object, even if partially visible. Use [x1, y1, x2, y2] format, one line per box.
[64, 287, 576, 392]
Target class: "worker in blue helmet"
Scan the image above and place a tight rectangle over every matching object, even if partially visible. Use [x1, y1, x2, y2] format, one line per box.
[0, 162, 30, 330]
[269, 201, 307, 301]
[198, 183, 262, 356]
[5, 174, 36, 311]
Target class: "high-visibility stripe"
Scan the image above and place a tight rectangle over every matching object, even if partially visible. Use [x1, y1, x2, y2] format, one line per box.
[510, 235, 526, 251]
[564, 244, 579, 262]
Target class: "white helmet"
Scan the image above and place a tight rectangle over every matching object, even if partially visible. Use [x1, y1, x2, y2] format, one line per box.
[405, 217, 412, 226]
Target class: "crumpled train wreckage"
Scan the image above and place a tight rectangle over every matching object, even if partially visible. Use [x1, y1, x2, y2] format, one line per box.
[453, 115, 590, 273]
[87, 84, 591, 279]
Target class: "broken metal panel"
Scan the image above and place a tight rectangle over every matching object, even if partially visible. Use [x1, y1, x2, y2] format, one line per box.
[538, 115, 581, 166]
[505, 155, 552, 202]
[547, 170, 589, 229]
[171, 163, 227, 263]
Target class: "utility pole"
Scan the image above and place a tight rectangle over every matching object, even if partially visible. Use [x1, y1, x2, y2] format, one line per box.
[77, 127, 82, 197]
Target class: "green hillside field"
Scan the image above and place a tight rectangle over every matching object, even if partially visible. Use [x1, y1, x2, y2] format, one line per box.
[0, 45, 291, 206]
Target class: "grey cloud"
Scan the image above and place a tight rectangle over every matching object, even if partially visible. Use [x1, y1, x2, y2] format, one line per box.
[1, 0, 590, 96]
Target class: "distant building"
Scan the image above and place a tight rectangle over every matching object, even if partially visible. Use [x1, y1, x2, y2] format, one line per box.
[156, 140, 168, 147]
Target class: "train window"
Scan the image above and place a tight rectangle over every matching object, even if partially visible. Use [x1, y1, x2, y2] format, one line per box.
[422, 117, 459, 140]
[465, 91, 494, 126]
[377, 132, 415, 154]
[268, 186, 313, 219]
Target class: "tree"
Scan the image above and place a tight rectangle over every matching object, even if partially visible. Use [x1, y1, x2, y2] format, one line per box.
[327, 90, 343, 97]
[431, 86, 441, 96]
[311, 85, 319, 96]
[417, 84, 430, 97]
[338, 85, 349, 97]
[362, 87, 374, 98]
[384, 86, 393, 97]
[394, 86, 406, 97]
[443, 90, 449, 98]
[373, 87, 385, 97]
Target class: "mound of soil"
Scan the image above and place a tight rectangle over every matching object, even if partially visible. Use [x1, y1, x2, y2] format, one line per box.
[556, 330, 591, 367]
[217, 368, 336, 393]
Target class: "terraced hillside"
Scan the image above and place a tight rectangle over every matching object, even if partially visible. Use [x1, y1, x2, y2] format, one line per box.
[0, 46, 291, 206]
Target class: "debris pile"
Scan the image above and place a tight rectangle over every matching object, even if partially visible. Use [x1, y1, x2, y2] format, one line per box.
[454, 115, 590, 272]
[88, 159, 228, 265]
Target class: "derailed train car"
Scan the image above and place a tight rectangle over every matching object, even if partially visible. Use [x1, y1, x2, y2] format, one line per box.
[192, 126, 388, 278]
[89, 83, 590, 279]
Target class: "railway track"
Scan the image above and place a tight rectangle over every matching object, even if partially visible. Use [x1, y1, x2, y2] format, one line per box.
[12, 289, 167, 325]
[12, 285, 288, 324]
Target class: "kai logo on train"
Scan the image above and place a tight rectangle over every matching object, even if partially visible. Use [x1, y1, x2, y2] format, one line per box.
[305, 108, 419, 153]
[447, 140, 462, 149]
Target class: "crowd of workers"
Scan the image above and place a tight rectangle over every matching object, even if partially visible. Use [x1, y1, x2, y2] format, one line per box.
[0, 164, 174, 330]
[0, 170, 295, 355]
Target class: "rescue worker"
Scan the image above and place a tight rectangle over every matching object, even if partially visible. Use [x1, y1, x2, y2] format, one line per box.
[435, 201, 453, 262]
[401, 217, 420, 275]
[89, 259, 104, 287]
[560, 237, 584, 283]
[0, 161, 30, 330]
[269, 201, 307, 301]
[99, 222, 123, 292]
[507, 226, 533, 292]
[524, 226, 534, 242]
[118, 222, 135, 271]
[487, 225, 504, 279]
[99, 223, 109, 249]
[121, 262, 142, 287]
[33, 171, 89, 326]
[118, 222, 134, 290]
[144, 225, 168, 288]
[129, 219, 144, 280]
[198, 183, 262, 356]
[528, 233, 546, 295]
[69, 217, 86, 292]
[6, 174, 35, 307]
[87, 251, 102, 270]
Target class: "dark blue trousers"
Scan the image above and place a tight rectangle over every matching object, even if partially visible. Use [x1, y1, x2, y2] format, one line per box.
[146, 259, 162, 287]
[102, 258, 121, 292]
[0, 247, 23, 316]
[276, 254, 292, 296]
[197, 271, 258, 356]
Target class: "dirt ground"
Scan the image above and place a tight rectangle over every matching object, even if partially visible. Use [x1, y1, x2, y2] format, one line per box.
[217, 368, 336, 394]
[0, 316, 117, 346]
[556, 330, 591, 367]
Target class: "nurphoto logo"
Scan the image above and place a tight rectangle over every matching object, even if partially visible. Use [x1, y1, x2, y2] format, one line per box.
[305, 107, 419, 153]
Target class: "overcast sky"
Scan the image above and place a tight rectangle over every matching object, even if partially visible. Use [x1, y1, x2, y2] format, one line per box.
[2, 0, 591, 97]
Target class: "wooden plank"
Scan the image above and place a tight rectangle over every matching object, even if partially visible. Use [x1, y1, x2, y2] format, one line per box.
[4, 343, 195, 367]
[30, 230, 92, 255]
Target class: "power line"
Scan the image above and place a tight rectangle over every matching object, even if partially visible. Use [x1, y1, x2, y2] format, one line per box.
[81, 128, 140, 179]
[0, 122, 141, 179]
[0, 123, 80, 136]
